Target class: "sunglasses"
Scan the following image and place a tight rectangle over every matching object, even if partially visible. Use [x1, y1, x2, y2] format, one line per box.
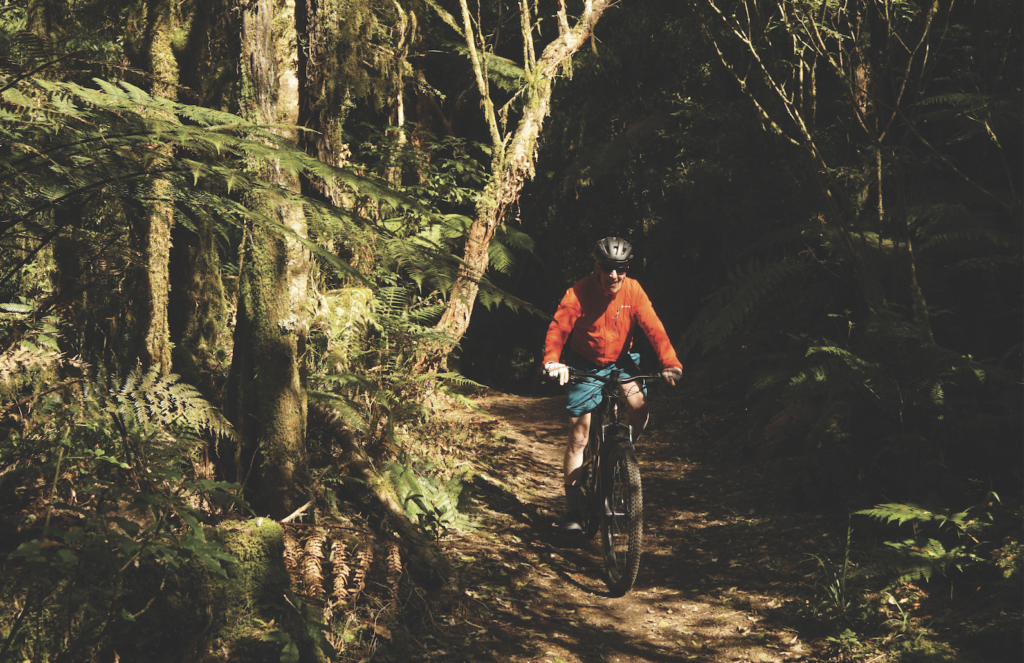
[599, 262, 629, 274]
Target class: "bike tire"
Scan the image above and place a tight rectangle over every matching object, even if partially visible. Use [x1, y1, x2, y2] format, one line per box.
[579, 469, 601, 540]
[601, 440, 643, 594]
[579, 427, 601, 540]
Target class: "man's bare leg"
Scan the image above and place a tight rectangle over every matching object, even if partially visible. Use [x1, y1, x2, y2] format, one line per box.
[563, 412, 590, 486]
[623, 380, 649, 437]
[561, 413, 590, 531]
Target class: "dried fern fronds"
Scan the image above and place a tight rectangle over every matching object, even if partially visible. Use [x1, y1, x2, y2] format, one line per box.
[386, 539, 402, 599]
[283, 527, 302, 580]
[330, 535, 352, 603]
[302, 527, 327, 599]
[349, 533, 375, 600]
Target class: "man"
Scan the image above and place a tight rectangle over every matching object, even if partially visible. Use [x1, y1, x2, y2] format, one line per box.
[543, 236, 683, 532]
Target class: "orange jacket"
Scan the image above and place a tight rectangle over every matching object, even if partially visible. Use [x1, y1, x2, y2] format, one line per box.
[544, 274, 682, 370]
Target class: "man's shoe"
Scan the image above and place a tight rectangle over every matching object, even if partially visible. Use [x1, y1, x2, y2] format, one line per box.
[560, 510, 583, 534]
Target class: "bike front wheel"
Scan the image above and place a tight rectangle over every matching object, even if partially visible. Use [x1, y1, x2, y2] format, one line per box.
[601, 440, 643, 594]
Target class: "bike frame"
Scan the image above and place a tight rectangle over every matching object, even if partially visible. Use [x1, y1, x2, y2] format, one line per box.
[570, 369, 662, 535]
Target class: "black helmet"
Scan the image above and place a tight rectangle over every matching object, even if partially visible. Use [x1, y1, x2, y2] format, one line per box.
[593, 236, 633, 265]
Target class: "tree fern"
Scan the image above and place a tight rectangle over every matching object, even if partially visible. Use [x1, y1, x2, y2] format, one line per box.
[108, 368, 238, 442]
[0, 74, 421, 285]
[683, 258, 808, 356]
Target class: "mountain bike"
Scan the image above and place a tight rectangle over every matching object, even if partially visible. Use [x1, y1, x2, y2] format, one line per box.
[569, 367, 664, 594]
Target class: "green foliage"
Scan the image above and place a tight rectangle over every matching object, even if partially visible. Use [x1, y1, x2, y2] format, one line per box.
[0, 309, 67, 403]
[0, 73, 418, 285]
[856, 501, 992, 585]
[108, 367, 238, 443]
[0, 342, 246, 660]
[683, 258, 809, 356]
[806, 522, 856, 623]
[387, 459, 474, 541]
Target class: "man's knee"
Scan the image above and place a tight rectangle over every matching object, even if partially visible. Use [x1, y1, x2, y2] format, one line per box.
[568, 417, 589, 453]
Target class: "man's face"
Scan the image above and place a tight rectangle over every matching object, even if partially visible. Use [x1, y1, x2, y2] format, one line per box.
[596, 261, 628, 295]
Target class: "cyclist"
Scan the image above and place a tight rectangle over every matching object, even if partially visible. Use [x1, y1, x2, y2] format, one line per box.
[543, 236, 683, 533]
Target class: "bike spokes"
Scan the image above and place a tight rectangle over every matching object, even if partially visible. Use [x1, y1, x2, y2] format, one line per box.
[601, 442, 643, 594]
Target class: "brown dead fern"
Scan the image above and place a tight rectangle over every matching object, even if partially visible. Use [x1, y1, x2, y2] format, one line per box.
[386, 539, 402, 599]
[330, 534, 352, 603]
[302, 527, 327, 599]
[282, 527, 302, 581]
[349, 532, 374, 600]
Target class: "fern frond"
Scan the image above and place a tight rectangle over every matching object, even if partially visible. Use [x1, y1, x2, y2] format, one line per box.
[386, 539, 402, 598]
[110, 368, 237, 442]
[302, 528, 327, 599]
[919, 229, 1022, 256]
[349, 534, 374, 599]
[330, 536, 352, 603]
[684, 259, 808, 356]
[806, 345, 881, 374]
[856, 502, 940, 527]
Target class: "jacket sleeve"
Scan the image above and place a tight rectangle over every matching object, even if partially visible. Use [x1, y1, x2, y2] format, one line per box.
[634, 287, 683, 370]
[543, 288, 581, 365]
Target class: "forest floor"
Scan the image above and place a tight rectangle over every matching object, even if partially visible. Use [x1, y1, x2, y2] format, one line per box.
[387, 375, 1020, 663]
[398, 381, 852, 663]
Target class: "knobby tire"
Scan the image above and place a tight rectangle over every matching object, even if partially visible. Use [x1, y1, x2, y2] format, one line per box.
[601, 440, 643, 594]
[579, 426, 601, 540]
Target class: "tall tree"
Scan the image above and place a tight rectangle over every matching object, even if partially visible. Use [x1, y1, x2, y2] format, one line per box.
[136, 0, 179, 372]
[169, 0, 235, 382]
[424, 0, 615, 364]
[696, 0, 1020, 343]
[225, 0, 310, 517]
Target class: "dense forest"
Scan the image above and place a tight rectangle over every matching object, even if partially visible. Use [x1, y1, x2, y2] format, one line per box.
[0, 0, 1020, 661]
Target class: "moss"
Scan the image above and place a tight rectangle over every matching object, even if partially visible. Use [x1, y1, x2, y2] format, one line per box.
[209, 518, 325, 663]
[217, 518, 291, 618]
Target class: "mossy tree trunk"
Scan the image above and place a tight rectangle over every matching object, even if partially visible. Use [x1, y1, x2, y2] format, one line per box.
[132, 0, 179, 373]
[428, 0, 614, 367]
[26, 0, 63, 39]
[169, 1, 235, 385]
[226, 0, 310, 519]
[168, 220, 228, 386]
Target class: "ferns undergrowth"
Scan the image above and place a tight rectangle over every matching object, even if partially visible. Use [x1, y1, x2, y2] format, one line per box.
[682, 204, 1022, 658]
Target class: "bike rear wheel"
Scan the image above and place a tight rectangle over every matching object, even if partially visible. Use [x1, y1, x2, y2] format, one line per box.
[601, 440, 643, 594]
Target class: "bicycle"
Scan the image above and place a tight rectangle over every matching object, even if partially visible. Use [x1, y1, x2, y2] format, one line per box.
[568, 367, 664, 594]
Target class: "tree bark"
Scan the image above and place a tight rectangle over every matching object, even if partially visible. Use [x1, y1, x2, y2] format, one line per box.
[226, 0, 310, 519]
[26, 0, 62, 39]
[168, 218, 228, 385]
[167, 1, 235, 387]
[131, 0, 179, 373]
[429, 0, 614, 366]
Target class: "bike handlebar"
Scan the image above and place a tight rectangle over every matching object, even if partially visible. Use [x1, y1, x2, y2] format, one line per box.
[566, 368, 667, 386]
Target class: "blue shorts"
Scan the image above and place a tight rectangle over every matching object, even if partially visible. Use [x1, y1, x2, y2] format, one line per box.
[563, 351, 646, 417]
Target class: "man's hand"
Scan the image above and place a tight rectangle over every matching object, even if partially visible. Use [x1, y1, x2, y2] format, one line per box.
[545, 362, 570, 386]
[662, 366, 682, 386]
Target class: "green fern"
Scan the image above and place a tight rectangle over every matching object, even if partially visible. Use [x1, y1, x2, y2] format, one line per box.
[684, 258, 808, 356]
[388, 461, 475, 538]
[857, 502, 990, 584]
[109, 368, 238, 442]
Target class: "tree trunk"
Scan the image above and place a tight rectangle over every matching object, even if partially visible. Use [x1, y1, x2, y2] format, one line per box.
[226, 0, 310, 519]
[134, 0, 178, 373]
[168, 2, 233, 385]
[429, 0, 615, 366]
[26, 0, 62, 39]
[168, 219, 228, 386]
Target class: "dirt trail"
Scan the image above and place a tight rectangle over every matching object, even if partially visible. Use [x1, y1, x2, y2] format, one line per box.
[419, 386, 830, 663]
